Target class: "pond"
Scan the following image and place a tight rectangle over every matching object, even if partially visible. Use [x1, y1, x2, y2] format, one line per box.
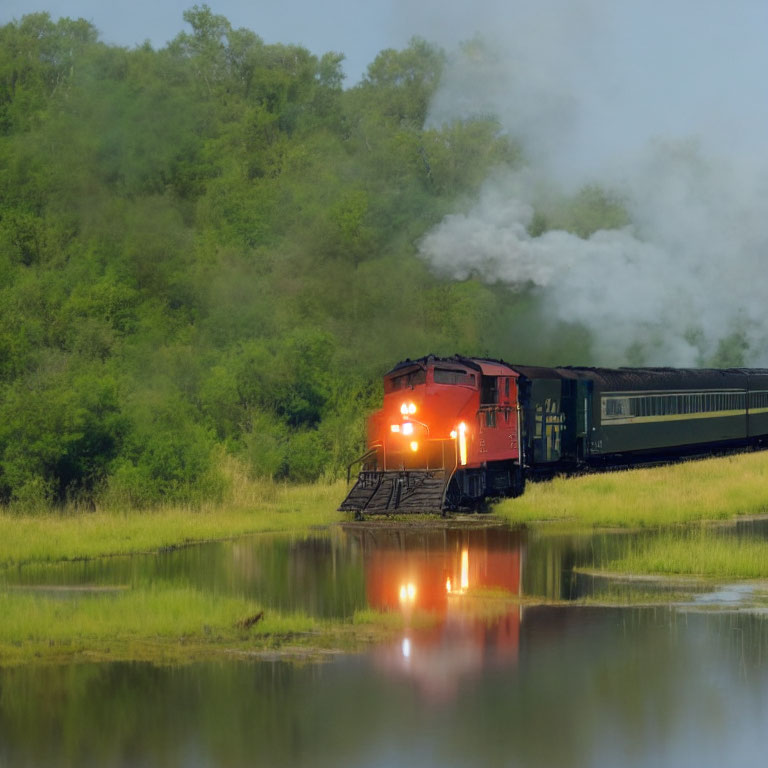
[3, 519, 768, 767]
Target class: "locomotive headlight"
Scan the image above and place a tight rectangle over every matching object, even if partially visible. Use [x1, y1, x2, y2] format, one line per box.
[401, 402, 417, 415]
[391, 424, 401, 433]
[408, 403, 417, 414]
[402, 422, 414, 436]
[410, 441, 419, 452]
[458, 422, 468, 466]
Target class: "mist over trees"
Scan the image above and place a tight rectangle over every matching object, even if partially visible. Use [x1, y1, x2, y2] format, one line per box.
[0, 7, 625, 508]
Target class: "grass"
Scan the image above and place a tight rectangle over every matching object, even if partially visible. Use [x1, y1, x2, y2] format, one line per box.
[603, 530, 768, 580]
[0, 585, 308, 665]
[494, 451, 768, 528]
[0, 586, 427, 667]
[0, 474, 349, 569]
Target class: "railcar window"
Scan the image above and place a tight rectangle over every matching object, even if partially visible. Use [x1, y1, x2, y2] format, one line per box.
[433, 368, 474, 386]
[604, 397, 630, 417]
[485, 409, 496, 428]
[602, 389, 751, 422]
[750, 392, 768, 409]
[385, 369, 426, 392]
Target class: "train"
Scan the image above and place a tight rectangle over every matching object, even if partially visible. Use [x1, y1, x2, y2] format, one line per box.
[339, 355, 768, 516]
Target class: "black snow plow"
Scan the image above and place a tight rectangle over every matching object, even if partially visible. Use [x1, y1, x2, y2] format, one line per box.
[339, 469, 455, 518]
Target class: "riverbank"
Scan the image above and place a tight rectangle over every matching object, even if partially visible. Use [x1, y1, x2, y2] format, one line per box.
[495, 450, 768, 528]
[0, 480, 347, 569]
[4, 451, 768, 568]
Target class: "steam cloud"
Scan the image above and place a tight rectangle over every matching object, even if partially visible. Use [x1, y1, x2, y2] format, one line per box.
[416, 5, 768, 366]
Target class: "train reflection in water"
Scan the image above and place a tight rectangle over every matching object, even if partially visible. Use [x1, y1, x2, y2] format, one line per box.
[346, 525, 526, 700]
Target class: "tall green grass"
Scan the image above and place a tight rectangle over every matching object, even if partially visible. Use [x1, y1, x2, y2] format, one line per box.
[604, 531, 768, 579]
[0, 585, 329, 665]
[0, 587, 429, 666]
[496, 451, 768, 527]
[0, 460, 348, 568]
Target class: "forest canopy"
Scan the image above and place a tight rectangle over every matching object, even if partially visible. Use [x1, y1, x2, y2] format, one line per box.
[0, 7, 626, 508]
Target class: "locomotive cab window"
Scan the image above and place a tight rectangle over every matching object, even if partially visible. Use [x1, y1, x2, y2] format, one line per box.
[481, 376, 498, 404]
[433, 368, 475, 386]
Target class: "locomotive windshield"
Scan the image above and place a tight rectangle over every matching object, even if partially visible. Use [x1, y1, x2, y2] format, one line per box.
[385, 368, 426, 392]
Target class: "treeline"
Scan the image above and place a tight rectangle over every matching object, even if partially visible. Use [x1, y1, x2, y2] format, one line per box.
[0, 7, 625, 508]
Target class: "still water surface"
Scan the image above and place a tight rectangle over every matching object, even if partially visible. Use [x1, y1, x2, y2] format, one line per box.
[3, 520, 768, 767]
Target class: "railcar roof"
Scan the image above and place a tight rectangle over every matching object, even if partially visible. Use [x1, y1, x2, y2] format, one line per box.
[512, 365, 768, 392]
[386, 356, 768, 391]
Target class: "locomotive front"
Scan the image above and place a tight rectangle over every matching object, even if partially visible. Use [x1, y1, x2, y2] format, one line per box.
[372, 359, 478, 474]
[340, 356, 523, 515]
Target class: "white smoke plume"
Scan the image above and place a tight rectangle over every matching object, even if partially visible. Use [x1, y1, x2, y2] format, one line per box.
[416, 3, 768, 367]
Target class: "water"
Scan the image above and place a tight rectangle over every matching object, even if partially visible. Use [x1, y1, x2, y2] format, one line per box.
[3, 520, 768, 767]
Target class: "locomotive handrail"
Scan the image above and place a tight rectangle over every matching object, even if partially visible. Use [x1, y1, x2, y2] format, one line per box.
[346, 444, 382, 485]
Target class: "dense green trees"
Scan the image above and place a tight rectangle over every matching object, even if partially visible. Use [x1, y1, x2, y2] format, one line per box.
[0, 8, 625, 508]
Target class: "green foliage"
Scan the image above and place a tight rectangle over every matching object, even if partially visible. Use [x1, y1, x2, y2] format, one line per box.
[530, 184, 630, 238]
[0, 364, 125, 506]
[106, 394, 223, 507]
[0, 9, 628, 509]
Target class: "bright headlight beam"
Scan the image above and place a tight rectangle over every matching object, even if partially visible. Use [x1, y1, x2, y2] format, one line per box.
[458, 422, 467, 466]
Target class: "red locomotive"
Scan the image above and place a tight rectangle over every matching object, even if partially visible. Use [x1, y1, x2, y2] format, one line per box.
[340, 355, 768, 515]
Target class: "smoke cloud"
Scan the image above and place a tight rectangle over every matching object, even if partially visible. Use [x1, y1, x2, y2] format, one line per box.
[416, 3, 768, 366]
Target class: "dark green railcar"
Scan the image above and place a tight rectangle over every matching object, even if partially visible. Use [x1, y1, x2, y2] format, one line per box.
[510, 365, 768, 472]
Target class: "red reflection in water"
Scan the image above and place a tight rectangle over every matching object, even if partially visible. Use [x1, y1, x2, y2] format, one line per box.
[347, 527, 525, 701]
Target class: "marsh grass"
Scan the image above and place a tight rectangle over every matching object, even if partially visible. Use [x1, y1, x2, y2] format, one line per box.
[495, 451, 768, 527]
[0, 585, 326, 665]
[0, 465, 348, 568]
[604, 530, 768, 579]
[0, 587, 424, 666]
